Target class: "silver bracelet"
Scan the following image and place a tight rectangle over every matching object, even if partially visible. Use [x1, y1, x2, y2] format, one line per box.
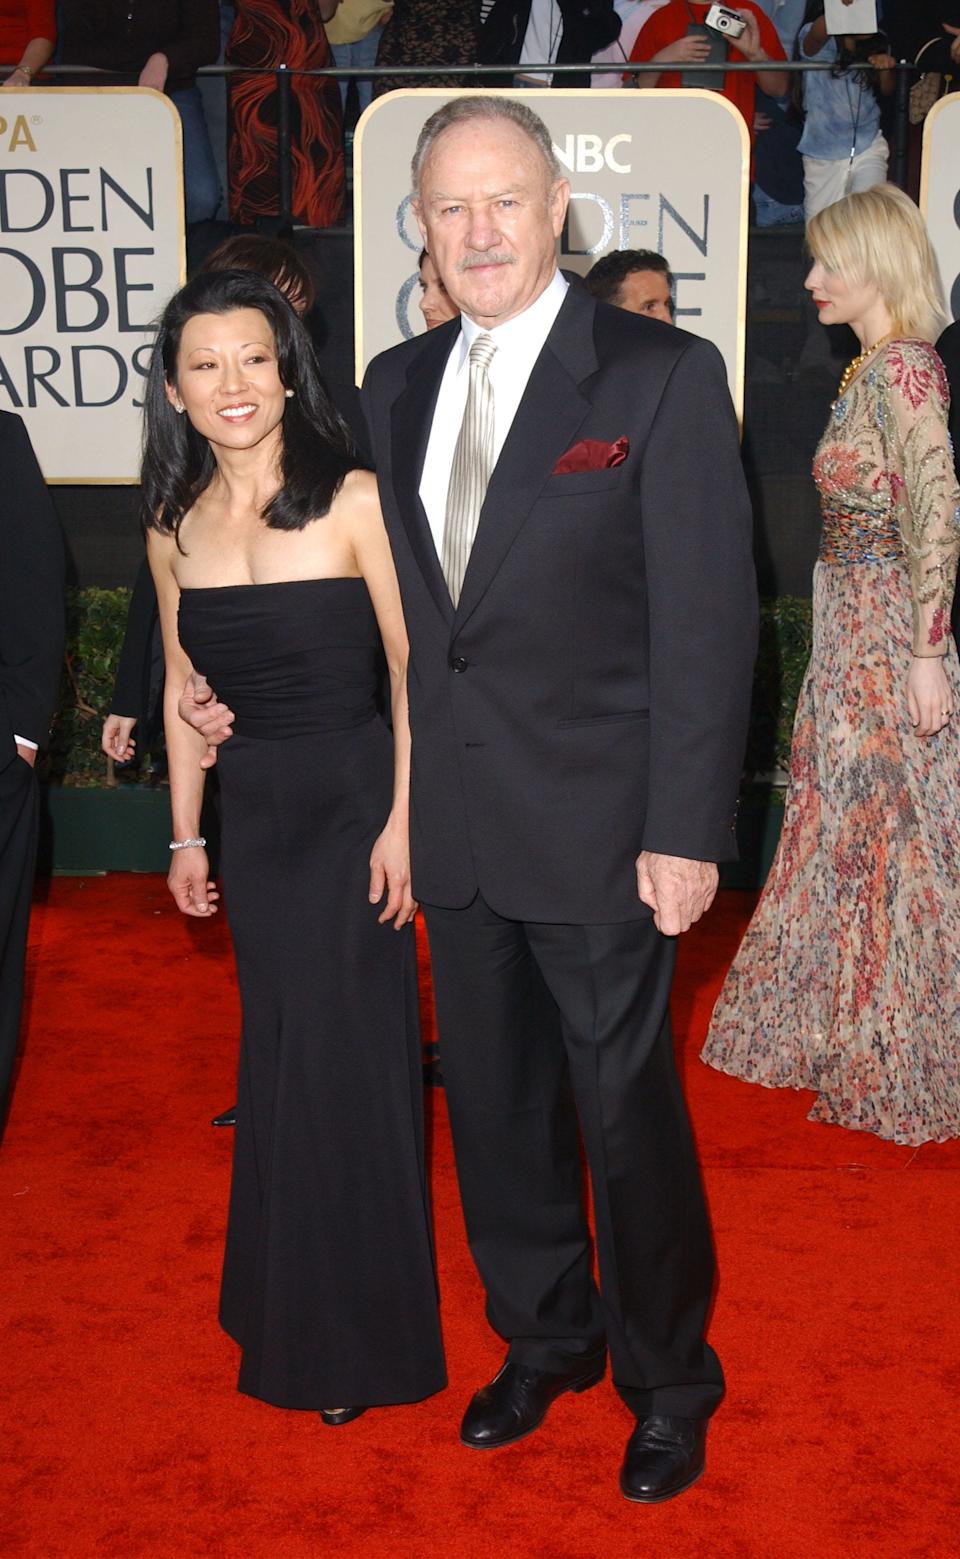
[169, 836, 206, 851]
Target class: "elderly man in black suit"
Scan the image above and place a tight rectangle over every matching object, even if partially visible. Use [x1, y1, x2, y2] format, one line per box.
[182, 93, 758, 1501]
[361, 96, 757, 1501]
[0, 414, 65, 1122]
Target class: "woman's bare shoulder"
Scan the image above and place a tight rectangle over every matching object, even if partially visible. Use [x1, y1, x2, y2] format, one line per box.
[335, 467, 383, 523]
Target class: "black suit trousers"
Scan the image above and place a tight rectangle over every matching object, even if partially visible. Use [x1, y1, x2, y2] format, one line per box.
[0, 754, 39, 1112]
[423, 893, 725, 1420]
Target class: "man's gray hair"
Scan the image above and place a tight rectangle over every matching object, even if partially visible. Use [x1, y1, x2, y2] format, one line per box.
[411, 95, 563, 198]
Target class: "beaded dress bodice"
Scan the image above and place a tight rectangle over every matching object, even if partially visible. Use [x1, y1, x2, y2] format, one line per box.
[813, 338, 960, 654]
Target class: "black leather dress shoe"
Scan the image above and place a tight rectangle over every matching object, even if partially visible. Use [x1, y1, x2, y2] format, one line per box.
[620, 1415, 707, 1503]
[318, 1407, 367, 1426]
[211, 1106, 237, 1127]
[460, 1357, 605, 1449]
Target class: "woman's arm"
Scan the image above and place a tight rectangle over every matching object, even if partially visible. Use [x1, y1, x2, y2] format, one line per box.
[866, 51, 897, 94]
[735, 10, 789, 96]
[346, 471, 417, 930]
[801, 16, 828, 56]
[147, 528, 219, 916]
[885, 344, 960, 736]
[2, 33, 55, 88]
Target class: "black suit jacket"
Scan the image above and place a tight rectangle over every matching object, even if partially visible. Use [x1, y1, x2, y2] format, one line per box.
[0, 415, 66, 767]
[362, 282, 758, 923]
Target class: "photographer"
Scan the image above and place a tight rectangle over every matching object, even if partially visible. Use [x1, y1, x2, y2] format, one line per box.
[797, 0, 894, 222]
[629, 3, 788, 151]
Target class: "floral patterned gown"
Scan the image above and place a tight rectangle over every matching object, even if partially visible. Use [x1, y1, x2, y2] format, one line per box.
[702, 339, 960, 1145]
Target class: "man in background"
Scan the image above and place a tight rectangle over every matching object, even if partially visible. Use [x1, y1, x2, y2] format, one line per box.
[0, 414, 65, 1125]
[585, 248, 676, 321]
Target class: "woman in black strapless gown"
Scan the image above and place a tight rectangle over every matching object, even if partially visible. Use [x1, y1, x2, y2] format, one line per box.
[141, 269, 446, 1415]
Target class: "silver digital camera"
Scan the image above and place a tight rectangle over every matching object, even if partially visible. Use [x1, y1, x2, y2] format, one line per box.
[704, 4, 747, 39]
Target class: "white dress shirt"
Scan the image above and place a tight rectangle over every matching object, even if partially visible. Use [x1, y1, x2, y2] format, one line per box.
[418, 269, 569, 558]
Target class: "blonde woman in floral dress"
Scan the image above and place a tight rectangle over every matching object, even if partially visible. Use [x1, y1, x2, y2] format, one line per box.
[702, 184, 960, 1145]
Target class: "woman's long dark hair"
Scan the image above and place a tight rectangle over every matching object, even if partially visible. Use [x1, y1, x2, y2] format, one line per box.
[140, 269, 360, 543]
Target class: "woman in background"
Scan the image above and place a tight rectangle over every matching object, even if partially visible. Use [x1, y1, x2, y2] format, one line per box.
[0, 0, 55, 87]
[227, 0, 344, 228]
[417, 250, 458, 331]
[703, 185, 960, 1145]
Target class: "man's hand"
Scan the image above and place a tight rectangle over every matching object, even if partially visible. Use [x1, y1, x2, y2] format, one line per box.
[636, 851, 719, 935]
[138, 52, 169, 91]
[15, 742, 37, 768]
[178, 672, 235, 770]
[102, 714, 137, 763]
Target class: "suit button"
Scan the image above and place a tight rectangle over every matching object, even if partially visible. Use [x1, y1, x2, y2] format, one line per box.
[450, 655, 469, 673]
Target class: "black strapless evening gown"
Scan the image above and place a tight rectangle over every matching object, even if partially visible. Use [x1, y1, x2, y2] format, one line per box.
[178, 579, 446, 1410]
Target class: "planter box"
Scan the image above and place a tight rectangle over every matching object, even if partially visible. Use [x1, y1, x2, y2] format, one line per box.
[39, 784, 172, 875]
[39, 780, 785, 886]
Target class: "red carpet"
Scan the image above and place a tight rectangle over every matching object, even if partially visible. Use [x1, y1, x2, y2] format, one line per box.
[1, 878, 958, 1558]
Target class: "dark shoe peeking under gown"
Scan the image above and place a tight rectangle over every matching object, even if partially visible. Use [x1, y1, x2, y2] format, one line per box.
[178, 578, 446, 1410]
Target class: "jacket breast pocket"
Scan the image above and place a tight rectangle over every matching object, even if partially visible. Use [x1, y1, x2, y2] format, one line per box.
[540, 467, 627, 498]
[556, 710, 649, 730]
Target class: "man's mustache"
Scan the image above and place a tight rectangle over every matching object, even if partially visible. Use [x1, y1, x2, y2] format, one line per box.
[455, 253, 518, 273]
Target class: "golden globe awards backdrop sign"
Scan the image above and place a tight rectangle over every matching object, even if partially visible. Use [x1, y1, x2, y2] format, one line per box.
[920, 94, 960, 324]
[0, 89, 184, 482]
[354, 89, 749, 414]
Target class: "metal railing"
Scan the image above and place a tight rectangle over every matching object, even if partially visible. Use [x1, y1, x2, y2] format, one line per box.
[4, 59, 923, 230]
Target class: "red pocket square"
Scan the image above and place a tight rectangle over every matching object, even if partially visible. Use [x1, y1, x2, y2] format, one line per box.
[552, 436, 629, 475]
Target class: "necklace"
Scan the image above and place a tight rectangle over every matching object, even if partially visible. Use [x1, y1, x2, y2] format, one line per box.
[834, 333, 893, 402]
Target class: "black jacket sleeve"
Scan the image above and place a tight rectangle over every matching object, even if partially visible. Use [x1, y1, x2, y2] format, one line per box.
[110, 555, 159, 722]
[0, 415, 66, 751]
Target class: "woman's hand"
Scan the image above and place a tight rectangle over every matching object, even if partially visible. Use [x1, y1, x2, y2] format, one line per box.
[944, 23, 960, 69]
[907, 656, 954, 738]
[102, 714, 137, 762]
[168, 846, 219, 917]
[369, 816, 417, 929]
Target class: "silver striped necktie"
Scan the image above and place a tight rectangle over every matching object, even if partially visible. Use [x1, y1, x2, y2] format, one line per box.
[441, 332, 497, 606]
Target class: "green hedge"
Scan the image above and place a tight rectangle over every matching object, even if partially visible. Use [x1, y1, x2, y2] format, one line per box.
[745, 594, 813, 779]
[46, 587, 145, 786]
[44, 588, 813, 786]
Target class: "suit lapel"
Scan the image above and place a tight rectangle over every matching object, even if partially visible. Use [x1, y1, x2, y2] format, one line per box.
[390, 321, 458, 628]
[454, 283, 599, 632]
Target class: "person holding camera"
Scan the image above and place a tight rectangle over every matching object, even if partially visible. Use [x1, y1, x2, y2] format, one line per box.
[796, 0, 895, 223]
[629, 1, 789, 149]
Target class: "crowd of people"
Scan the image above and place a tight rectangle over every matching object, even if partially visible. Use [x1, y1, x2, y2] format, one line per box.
[2, 0, 960, 1518]
[4, 3, 960, 229]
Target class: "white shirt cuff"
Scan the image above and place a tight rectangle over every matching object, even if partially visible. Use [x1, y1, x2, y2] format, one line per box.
[14, 736, 38, 750]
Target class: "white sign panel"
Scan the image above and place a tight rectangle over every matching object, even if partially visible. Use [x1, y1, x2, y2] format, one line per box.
[921, 94, 960, 325]
[0, 88, 184, 482]
[354, 89, 749, 413]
